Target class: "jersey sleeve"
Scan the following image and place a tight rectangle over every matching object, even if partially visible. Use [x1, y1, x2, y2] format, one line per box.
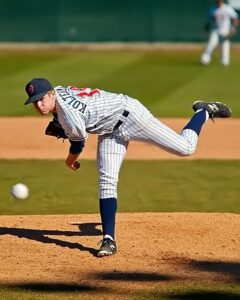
[229, 7, 238, 20]
[60, 109, 88, 141]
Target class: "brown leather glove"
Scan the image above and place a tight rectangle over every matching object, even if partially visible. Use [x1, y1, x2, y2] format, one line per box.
[45, 118, 67, 140]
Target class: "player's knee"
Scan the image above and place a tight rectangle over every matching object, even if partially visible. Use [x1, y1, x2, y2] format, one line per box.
[179, 146, 196, 156]
[99, 188, 117, 199]
[99, 179, 118, 199]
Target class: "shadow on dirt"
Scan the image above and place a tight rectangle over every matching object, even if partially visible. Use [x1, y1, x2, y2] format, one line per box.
[94, 271, 172, 282]
[0, 222, 102, 256]
[3, 282, 107, 293]
[187, 260, 240, 282]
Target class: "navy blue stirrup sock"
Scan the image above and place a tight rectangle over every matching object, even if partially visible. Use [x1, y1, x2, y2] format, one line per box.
[183, 110, 207, 136]
[99, 198, 117, 239]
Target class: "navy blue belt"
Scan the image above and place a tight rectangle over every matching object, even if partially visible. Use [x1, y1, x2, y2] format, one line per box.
[113, 110, 129, 130]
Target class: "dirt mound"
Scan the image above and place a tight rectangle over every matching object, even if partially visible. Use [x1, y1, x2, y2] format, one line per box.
[0, 213, 239, 293]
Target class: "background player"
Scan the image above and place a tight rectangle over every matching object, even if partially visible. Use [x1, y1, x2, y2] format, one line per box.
[201, 0, 238, 66]
[24, 78, 232, 257]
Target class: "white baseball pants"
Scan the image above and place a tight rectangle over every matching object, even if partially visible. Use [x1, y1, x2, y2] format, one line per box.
[201, 30, 230, 66]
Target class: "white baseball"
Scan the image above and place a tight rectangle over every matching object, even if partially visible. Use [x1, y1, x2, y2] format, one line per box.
[11, 183, 29, 200]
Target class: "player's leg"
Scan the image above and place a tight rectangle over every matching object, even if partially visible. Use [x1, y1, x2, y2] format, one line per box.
[220, 37, 230, 66]
[96, 132, 129, 257]
[131, 110, 207, 156]
[124, 100, 231, 156]
[201, 31, 219, 65]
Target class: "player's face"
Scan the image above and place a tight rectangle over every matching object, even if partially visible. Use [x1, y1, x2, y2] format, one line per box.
[33, 91, 56, 115]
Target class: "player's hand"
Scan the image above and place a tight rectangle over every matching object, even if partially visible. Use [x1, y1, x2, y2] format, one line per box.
[71, 161, 80, 170]
[67, 161, 80, 170]
[65, 156, 81, 170]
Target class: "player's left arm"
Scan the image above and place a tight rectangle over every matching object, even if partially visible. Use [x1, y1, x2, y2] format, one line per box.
[232, 17, 239, 27]
[228, 17, 238, 38]
[230, 9, 239, 31]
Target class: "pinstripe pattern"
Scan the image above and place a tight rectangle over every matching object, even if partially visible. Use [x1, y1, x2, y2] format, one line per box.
[54, 89, 203, 198]
[55, 86, 127, 141]
[121, 96, 199, 156]
[97, 132, 129, 199]
[56, 101, 87, 141]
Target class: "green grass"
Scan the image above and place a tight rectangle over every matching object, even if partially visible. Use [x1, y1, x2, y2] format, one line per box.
[1, 49, 240, 117]
[0, 281, 239, 300]
[0, 160, 239, 215]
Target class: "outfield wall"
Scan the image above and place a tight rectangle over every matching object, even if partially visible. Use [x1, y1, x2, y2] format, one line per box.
[0, 0, 239, 42]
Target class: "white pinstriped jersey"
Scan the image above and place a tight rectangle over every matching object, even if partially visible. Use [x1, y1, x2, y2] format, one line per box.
[55, 86, 127, 141]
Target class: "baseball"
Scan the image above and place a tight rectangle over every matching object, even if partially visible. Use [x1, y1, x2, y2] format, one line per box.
[11, 183, 29, 200]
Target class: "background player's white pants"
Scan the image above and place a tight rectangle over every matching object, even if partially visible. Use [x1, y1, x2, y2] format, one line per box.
[97, 96, 200, 199]
[201, 30, 230, 66]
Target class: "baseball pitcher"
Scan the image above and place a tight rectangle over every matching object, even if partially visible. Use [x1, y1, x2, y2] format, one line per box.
[24, 78, 232, 257]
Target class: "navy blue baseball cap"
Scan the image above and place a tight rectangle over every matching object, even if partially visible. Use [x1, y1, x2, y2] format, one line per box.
[24, 78, 53, 105]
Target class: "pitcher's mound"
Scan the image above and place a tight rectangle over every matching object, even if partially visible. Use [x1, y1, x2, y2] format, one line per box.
[0, 213, 239, 293]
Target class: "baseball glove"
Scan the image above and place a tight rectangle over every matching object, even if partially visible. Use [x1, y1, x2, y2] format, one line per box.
[45, 118, 67, 140]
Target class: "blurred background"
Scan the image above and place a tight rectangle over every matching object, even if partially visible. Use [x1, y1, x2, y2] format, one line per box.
[0, 0, 239, 42]
[0, 0, 240, 116]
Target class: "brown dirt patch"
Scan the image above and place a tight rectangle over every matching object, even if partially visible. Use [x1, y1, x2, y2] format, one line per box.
[0, 117, 239, 159]
[0, 213, 239, 294]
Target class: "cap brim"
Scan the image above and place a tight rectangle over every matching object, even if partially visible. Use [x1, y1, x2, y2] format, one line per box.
[24, 91, 48, 105]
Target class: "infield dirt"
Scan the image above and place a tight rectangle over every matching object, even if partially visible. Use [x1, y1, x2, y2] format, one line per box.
[0, 117, 240, 159]
[0, 213, 239, 295]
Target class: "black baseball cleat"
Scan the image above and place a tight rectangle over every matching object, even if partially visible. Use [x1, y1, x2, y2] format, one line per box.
[97, 238, 117, 257]
[192, 101, 232, 119]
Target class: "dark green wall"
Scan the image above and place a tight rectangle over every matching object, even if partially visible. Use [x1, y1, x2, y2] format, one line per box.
[0, 0, 239, 42]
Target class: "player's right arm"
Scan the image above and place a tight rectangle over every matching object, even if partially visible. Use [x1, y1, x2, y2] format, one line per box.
[66, 152, 81, 170]
[63, 113, 87, 170]
[65, 140, 85, 170]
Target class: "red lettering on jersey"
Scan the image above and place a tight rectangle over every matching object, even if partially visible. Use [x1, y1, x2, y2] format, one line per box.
[70, 86, 100, 97]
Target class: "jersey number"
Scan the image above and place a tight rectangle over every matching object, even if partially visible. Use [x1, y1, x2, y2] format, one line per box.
[70, 86, 100, 97]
